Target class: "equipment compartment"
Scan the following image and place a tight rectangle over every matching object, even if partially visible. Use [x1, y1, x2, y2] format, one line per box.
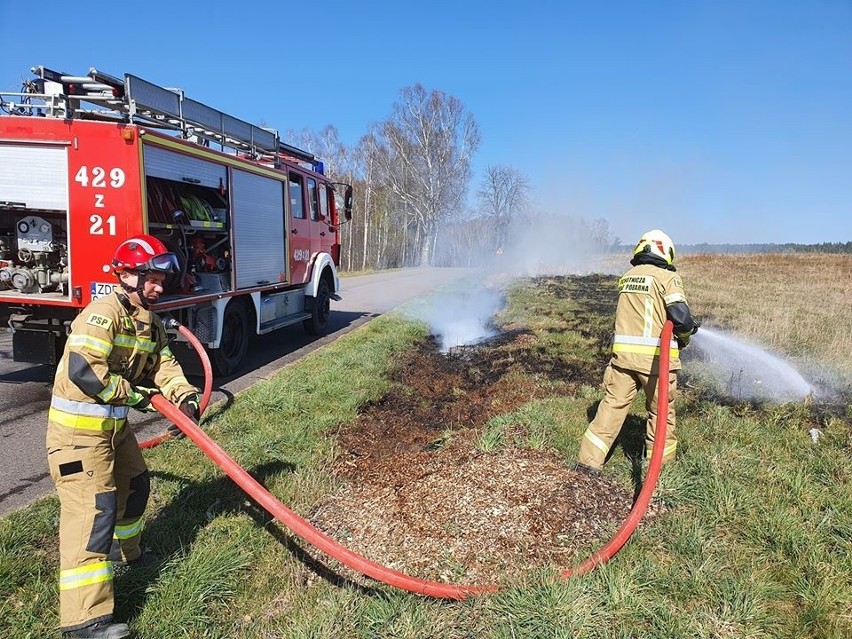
[0, 207, 69, 298]
[146, 175, 232, 297]
[0, 143, 70, 300]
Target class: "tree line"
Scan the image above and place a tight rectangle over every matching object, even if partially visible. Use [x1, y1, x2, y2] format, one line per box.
[287, 84, 613, 272]
[287, 83, 850, 270]
[677, 242, 852, 255]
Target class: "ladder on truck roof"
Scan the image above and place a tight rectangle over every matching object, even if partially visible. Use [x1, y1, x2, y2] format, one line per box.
[3, 65, 322, 173]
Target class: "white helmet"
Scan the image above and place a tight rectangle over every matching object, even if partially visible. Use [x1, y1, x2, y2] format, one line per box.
[633, 229, 676, 266]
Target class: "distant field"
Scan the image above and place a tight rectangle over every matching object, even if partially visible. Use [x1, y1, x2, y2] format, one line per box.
[678, 253, 852, 388]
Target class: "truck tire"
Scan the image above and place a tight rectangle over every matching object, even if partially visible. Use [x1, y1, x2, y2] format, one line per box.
[303, 278, 330, 336]
[212, 300, 250, 376]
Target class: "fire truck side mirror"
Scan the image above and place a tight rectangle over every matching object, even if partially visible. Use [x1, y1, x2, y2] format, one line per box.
[343, 185, 353, 221]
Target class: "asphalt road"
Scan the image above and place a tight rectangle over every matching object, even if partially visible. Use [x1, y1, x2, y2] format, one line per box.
[0, 267, 478, 516]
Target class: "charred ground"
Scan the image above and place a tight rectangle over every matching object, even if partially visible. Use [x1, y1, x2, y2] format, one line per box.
[310, 275, 667, 585]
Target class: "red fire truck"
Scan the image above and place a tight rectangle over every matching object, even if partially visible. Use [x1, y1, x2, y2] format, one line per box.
[0, 66, 352, 375]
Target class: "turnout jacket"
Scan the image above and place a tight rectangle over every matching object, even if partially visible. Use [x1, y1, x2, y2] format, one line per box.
[609, 263, 695, 375]
[49, 291, 197, 435]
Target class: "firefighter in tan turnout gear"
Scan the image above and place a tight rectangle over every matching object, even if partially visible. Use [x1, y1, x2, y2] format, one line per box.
[47, 235, 200, 639]
[576, 230, 698, 474]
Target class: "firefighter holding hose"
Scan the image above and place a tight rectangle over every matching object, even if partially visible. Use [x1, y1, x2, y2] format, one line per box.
[46, 235, 200, 639]
[575, 229, 699, 475]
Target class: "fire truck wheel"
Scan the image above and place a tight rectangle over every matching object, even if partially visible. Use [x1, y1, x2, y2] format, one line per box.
[212, 300, 250, 376]
[303, 278, 331, 336]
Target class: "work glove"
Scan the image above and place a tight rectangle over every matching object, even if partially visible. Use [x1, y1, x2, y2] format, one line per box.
[691, 318, 701, 335]
[127, 386, 159, 413]
[169, 394, 200, 440]
[677, 318, 701, 349]
[179, 395, 200, 421]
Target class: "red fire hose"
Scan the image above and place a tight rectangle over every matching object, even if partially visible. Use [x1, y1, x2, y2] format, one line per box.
[138, 322, 213, 449]
[148, 321, 673, 598]
[561, 319, 672, 577]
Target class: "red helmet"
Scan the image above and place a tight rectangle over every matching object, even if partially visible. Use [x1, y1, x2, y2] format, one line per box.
[112, 235, 178, 274]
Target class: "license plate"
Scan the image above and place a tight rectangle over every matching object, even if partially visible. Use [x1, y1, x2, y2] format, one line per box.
[90, 282, 118, 300]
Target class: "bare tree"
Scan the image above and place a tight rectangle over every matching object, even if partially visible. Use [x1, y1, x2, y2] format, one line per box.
[356, 138, 375, 270]
[477, 165, 530, 253]
[285, 125, 351, 178]
[286, 125, 363, 270]
[373, 84, 481, 266]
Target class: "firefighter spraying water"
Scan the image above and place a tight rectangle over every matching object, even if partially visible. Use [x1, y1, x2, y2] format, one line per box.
[576, 230, 700, 474]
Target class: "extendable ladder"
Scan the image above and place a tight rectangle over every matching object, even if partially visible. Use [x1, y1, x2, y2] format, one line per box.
[2, 66, 320, 171]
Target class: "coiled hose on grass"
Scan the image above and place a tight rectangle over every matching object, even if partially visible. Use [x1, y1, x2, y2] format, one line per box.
[149, 321, 673, 598]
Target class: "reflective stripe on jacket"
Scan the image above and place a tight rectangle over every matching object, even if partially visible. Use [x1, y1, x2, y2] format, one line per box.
[50, 291, 197, 432]
[612, 334, 680, 358]
[48, 396, 130, 431]
[609, 263, 688, 374]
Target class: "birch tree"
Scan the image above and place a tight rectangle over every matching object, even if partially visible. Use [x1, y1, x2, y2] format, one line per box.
[374, 84, 481, 266]
[354, 132, 394, 270]
[286, 125, 350, 178]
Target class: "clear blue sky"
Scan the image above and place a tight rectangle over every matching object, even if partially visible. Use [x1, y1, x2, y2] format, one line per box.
[2, 1, 850, 245]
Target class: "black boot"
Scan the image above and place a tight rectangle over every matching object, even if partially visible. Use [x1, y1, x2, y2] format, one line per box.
[110, 548, 160, 569]
[62, 620, 131, 638]
[127, 549, 160, 568]
[571, 463, 603, 478]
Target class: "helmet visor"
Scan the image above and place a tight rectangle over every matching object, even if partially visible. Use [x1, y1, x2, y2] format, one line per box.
[145, 252, 179, 274]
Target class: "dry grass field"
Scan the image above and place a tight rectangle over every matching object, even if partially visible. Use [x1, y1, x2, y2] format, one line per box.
[678, 252, 852, 389]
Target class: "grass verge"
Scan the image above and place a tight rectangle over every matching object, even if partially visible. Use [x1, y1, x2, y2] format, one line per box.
[2, 271, 850, 638]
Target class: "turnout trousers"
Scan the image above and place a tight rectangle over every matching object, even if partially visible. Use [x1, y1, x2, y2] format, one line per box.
[578, 363, 678, 470]
[47, 421, 149, 632]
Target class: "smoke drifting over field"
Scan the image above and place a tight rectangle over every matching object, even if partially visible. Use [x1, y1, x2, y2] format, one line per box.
[433, 211, 621, 276]
[491, 214, 619, 277]
[417, 213, 621, 350]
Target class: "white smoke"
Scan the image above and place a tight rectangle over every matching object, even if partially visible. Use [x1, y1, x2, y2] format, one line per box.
[401, 282, 505, 352]
[413, 211, 624, 350]
[491, 213, 619, 277]
[433, 208, 621, 276]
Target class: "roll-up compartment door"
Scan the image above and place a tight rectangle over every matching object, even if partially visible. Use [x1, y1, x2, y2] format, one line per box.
[231, 169, 286, 288]
[0, 144, 68, 210]
[143, 144, 226, 188]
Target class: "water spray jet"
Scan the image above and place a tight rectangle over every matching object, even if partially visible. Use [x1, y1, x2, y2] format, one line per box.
[686, 326, 814, 402]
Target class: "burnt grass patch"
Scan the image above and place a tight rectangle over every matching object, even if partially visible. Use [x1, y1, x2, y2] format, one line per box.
[309, 276, 668, 586]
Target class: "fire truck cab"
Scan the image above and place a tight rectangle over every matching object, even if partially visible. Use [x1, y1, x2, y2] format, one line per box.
[0, 66, 352, 375]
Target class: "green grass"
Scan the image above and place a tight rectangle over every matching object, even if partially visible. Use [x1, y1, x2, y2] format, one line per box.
[2, 276, 850, 638]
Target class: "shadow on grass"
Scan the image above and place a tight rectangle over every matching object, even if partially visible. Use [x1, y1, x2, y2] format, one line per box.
[612, 416, 647, 500]
[115, 459, 383, 623]
[201, 387, 235, 421]
[238, 483, 385, 598]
